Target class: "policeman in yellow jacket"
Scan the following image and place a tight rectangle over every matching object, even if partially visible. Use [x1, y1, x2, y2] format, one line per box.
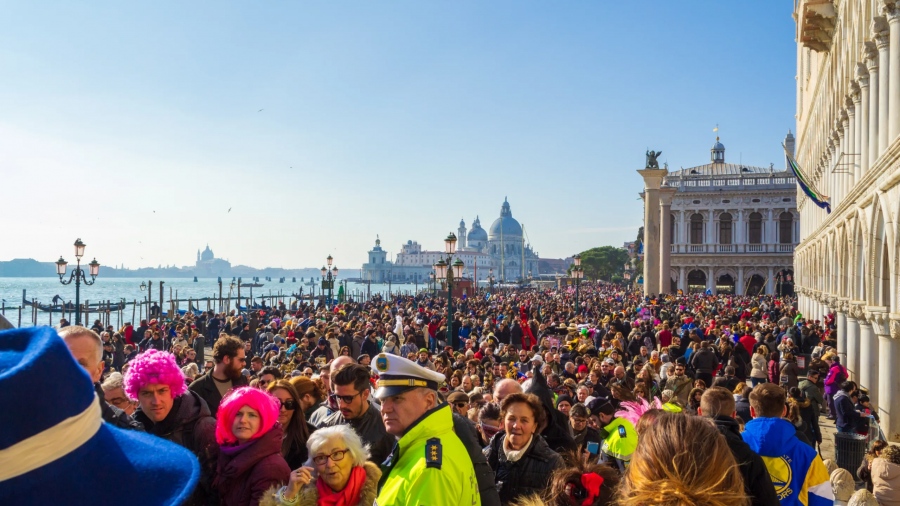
[371, 353, 481, 506]
[589, 397, 638, 473]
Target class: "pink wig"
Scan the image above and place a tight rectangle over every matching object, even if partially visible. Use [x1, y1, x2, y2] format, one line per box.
[215, 387, 280, 445]
[124, 349, 188, 400]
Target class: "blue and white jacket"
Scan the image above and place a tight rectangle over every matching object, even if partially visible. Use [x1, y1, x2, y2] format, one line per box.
[742, 417, 833, 506]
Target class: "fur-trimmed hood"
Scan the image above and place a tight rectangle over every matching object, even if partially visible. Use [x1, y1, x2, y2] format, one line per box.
[259, 460, 382, 506]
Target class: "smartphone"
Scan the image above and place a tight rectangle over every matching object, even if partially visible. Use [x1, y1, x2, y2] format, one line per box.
[586, 441, 599, 454]
[618, 425, 627, 438]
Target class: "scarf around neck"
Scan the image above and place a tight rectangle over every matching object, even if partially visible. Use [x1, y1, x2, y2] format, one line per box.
[316, 465, 366, 506]
[502, 434, 534, 463]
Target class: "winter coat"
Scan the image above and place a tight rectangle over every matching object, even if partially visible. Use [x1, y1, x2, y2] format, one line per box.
[351, 335, 365, 358]
[215, 425, 291, 506]
[484, 432, 563, 505]
[834, 390, 861, 432]
[799, 379, 825, 419]
[779, 359, 800, 390]
[750, 353, 768, 379]
[260, 461, 382, 506]
[824, 362, 848, 397]
[689, 348, 718, 374]
[712, 416, 779, 506]
[741, 417, 833, 506]
[872, 458, 900, 506]
[767, 359, 780, 384]
[134, 390, 219, 506]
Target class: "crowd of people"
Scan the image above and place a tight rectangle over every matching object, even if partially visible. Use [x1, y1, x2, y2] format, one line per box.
[3, 283, 900, 505]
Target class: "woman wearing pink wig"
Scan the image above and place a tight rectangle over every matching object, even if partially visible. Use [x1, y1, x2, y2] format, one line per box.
[214, 386, 291, 506]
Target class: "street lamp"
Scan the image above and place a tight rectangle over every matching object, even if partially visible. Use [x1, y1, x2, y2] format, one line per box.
[488, 268, 494, 295]
[572, 254, 584, 313]
[56, 238, 100, 325]
[321, 256, 337, 308]
[433, 233, 458, 349]
[429, 271, 436, 297]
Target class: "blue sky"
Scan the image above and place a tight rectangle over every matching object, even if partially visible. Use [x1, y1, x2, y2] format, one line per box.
[0, 1, 797, 271]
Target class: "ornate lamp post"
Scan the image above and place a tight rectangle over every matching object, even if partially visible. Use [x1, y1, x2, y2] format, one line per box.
[56, 238, 100, 326]
[572, 254, 584, 313]
[429, 271, 436, 298]
[320, 255, 338, 309]
[433, 233, 463, 347]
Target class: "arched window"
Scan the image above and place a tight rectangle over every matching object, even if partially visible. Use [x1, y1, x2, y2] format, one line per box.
[719, 213, 732, 245]
[749, 212, 763, 244]
[690, 213, 704, 244]
[779, 212, 793, 244]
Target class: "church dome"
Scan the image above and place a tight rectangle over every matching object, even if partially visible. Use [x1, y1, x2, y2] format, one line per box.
[468, 216, 488, 242]
[489, 198, 523, 239]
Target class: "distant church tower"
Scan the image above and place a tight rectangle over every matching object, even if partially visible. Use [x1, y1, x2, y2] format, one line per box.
[458, 218, 467, 249]
[784, 130, 795, 170]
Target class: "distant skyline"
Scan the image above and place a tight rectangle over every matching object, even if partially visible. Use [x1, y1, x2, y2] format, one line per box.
[0, 2, 796, 270]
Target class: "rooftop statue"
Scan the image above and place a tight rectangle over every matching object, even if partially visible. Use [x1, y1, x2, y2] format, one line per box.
[646, 150, 662, 169]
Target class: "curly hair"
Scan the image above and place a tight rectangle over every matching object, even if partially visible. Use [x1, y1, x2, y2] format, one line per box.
[215, 386, 280, 445]
[545, 454, 620, 506]
[124, 349, 188, 400]
[619, 413, 749, 506]
[882, 444, 900, 466]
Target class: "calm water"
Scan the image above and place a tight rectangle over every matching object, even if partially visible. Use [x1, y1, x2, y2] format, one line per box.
[0, 277, 429, 327]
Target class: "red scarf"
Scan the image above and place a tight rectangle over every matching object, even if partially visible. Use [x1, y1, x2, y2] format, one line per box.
[316, 465, 366, 506]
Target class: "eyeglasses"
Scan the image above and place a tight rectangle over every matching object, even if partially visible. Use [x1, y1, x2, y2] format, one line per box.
[330, 391, 363, 405]
[453, 402, 468, 409]
[279, 399, 298, 410]
[312, 448, 350, 465]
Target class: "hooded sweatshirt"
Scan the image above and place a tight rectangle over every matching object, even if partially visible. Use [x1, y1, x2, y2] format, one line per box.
[872, 457, 900, 506]
[741, 417, 833, 506]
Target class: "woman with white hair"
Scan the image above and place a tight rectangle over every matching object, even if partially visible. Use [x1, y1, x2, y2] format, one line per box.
[264, 425, 382, 506]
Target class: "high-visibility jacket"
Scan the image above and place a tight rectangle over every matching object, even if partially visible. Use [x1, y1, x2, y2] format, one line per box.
[376, 404, 481, 506]
[600, 417, 637, 463]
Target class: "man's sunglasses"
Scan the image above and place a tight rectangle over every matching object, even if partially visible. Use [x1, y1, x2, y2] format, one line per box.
[329, 391, 363, 405]
[453, 402, 468, 409]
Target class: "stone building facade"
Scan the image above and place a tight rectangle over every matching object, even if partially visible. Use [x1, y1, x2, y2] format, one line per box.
[792, 0, 900, 440]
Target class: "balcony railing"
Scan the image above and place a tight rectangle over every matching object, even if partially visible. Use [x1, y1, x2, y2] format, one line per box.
[669, 243, 795, 254]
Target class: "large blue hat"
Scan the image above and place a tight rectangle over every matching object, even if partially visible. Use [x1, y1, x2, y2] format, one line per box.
[0, 326, 199, 505]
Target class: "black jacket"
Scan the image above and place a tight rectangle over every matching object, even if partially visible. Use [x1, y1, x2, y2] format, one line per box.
[452, 412, 501, 506]
[135, 390, 219, 506]
[94, 382, 144, 431]
[712, 416, 780, 506]
[318, 402, 394, 465]
[189, 370, 249, 418]
[360, 337, 379, 359]
[484, 431, 563, 505]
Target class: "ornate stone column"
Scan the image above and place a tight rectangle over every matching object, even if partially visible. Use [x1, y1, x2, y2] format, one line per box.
[707, 266, 715, 293]
[658, 187, 677, 294]
[865, 306, 889, 403]
[841, 108, 851, 206]
[888, 4, 900, 141]
[876, 20, 891, 155]
[881, 316, 900, 442]
[737, 266, 745, 294]
[860, 60, 872, 177]
[847, 302, 865, 381]
[856, 312, 878, 396]
[868, 41, 880, 169]
[837, 298, 850, 366]
[678, 266, 686, 292]
[766, 266, 775, 295]
[638, 168, 667, 296]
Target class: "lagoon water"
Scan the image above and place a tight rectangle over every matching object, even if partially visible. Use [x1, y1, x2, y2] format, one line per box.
[0, 277, 429, 327]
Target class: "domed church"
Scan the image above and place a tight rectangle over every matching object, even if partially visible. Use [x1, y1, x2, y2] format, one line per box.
[458, 198, 540, 282]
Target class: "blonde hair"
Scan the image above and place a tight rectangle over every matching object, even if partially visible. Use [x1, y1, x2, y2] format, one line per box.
[619, 413, 749, 506]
